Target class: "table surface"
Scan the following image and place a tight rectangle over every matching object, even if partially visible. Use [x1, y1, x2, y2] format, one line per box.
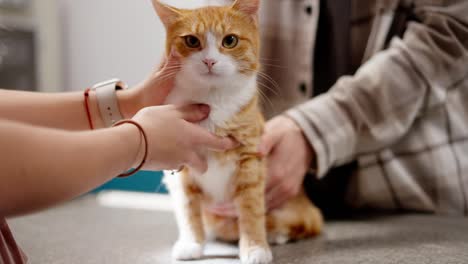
[8, 195, 468, 264]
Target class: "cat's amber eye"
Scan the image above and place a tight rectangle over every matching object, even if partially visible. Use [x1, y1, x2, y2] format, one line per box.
[222, 35, 238, 49]
[184, 35, 201, 48]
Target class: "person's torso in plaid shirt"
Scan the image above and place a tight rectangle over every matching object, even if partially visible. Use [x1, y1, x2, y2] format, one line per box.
[257, 0, 468, 215]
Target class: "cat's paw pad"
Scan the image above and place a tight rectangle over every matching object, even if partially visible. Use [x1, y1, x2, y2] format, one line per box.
[171, 240, 204, 260]
[240, 246, 273, 264]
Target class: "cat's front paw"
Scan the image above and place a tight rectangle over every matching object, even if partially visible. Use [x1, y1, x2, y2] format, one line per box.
[268, 234, 290, 245]
[240, 246, 273, 264]
[172, 240, 204, 260]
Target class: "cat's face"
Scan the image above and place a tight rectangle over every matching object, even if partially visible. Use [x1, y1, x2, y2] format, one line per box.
[153, 0, 260, 84]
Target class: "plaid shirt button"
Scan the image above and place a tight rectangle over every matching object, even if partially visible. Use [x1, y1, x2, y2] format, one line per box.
[299, 82, 307, 95]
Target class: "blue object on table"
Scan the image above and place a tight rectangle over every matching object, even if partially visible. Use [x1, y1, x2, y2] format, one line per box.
[93, 170, 168, 193]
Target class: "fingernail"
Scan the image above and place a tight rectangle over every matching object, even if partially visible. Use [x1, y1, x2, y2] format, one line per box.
[198, 104, 210, 115]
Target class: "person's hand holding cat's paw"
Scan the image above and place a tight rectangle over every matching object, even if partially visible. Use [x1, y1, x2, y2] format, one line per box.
[259, 115, 316, 210]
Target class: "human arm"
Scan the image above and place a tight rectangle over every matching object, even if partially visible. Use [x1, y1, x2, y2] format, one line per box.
[0, 119, 140, 216]
[264, 1, 468, 208]
[0, 55, 180, 130]
[0, 89, 105, 130]
[0, 105, 237, 217]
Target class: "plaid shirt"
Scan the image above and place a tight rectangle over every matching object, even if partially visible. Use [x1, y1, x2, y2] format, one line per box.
[207, 0, 468, 215]
[258, 0, 468, 215]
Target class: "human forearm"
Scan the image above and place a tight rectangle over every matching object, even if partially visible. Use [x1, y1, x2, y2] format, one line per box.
[0, 88, 142, 131]
[0, 119, 140, 216]
[286, 3, 468, 177]
[0, 53, 182, 130]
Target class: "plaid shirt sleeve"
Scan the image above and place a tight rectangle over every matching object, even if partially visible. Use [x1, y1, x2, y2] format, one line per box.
[286, 0, 468, 180]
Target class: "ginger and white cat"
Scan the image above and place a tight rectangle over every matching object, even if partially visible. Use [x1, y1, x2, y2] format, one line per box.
[152, 0, 323, 263]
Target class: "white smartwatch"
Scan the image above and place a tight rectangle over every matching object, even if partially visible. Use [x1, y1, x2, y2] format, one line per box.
[92, 79, 128, 127]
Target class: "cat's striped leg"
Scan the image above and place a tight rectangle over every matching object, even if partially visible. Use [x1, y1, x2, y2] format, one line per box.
[165, 170, 205, 260]
[235, 158, 272, 264]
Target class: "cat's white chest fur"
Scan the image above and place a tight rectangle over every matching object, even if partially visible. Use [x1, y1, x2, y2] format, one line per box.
[163, 67, 257, 202]
[195, 154, 237, 202]
[163, 155, 237, 202]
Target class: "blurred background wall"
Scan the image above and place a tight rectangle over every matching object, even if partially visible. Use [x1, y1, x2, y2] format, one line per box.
[0, 0, 225, 193]
[0, 0, 61, 92]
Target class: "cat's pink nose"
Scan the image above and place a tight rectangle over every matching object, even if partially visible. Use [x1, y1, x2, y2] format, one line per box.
[203, 58, 217, 70]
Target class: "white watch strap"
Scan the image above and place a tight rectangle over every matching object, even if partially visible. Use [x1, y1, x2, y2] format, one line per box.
[92, 79, 125, 127]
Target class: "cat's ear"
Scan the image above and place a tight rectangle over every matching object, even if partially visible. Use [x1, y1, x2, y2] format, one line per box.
[231, 0, 260, 17]
[151, 0, 182, 28]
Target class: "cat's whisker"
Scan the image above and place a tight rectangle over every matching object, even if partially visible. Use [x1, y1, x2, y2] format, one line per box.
[154, 71, 179, 84]
[238, 67, 282, 97]
[256, 83, 275, 108]
[238, 69, 277, 94]
[160, 65, 184, 70]
[154, 62, 184, 70]
[156, 69, 179, 77]
[162, 64, 183, 68]
[259, 57, 281, 62]
[255, 72, 282, 96]
[160, 68, 180, 73]
[157, 67, 280, 109]
[259, 63, 287, 69]
[156, 75, 178, 84]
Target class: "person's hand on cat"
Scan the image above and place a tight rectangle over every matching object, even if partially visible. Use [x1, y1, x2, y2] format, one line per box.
[259, 115, 315, 210]
[117, 52, 182, 118]
[129, 104, 238, 173]
[207, 115, 315, 216]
